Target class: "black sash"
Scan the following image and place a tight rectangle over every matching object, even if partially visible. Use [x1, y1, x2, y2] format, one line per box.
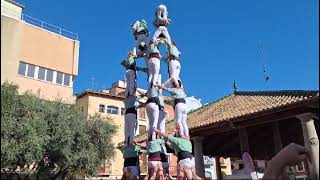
[147, 97, 161, 110]
[125, 107, 137, 115]
[177, 151, 192, 161]
[124, 157, 138, 167]
[174, 98, 186, 107]
[160, 153, 168, 162]
[148, 151, 161, 160]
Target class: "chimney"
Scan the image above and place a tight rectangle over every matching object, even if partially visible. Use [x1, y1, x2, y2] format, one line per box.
[112, 80, 126, 88]
[108, 80, 126, 95]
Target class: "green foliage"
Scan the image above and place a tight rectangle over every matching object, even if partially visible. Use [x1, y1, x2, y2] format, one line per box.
[1, 82, 118, 179]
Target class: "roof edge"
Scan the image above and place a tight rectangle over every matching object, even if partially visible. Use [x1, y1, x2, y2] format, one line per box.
[234, 90, 319, 96]
[5, 0, 25, 8]
[187, 93, 234, 115]
[76, 90, 125, 99]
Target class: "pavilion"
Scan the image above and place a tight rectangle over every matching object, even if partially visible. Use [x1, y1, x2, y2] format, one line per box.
[133, 89, 319, 179]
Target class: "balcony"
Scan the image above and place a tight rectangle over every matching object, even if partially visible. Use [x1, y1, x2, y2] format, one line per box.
[1, 5, 78, 40]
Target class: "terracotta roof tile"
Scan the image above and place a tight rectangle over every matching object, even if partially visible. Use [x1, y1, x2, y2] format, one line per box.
[188, 90, 319, 130]
[132, 90, 319, 143]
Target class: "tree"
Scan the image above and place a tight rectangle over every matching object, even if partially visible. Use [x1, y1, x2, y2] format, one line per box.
[1, 82, 118, 179]
[1, 83, 49, 179]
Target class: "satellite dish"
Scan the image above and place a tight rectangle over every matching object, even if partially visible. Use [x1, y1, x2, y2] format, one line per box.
[185, 96, 202, 113]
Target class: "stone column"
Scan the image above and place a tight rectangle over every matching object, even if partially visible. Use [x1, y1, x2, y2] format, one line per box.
[296, 113, 319, 180]
[272, 121, 283, 153]
[193, 136, 205, 177]
[239, 127, 250, 153]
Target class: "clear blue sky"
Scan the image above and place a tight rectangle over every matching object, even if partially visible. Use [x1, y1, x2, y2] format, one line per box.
[20, 0, 319, 104]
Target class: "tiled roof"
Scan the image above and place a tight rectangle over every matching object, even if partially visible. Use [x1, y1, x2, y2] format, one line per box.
[188, 90, 319, 130]
[76, 90, 125, 99]
[133, 90, 319, 143]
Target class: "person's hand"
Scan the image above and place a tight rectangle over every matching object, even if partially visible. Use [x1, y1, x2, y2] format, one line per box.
[263, 143, 310, 180]
[272, 143, 310, 167]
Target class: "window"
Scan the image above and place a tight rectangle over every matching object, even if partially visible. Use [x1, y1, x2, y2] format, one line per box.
[107, 106, 119, 114]
[38, 67, 46, 80]
[138, 107, 146, 119]
[139, 125, 146, 135]
[18, 62, 27, 76]
[99, 104, 105, 113]
[296, 162, 305, 172]
[46, 69, 53, 82]
[121, 108, 125, 115]
[17, 62, 71, 87]
[63, 74, 70, 86]
[26, 64, 35, 78]
[56, 72, 63, 84]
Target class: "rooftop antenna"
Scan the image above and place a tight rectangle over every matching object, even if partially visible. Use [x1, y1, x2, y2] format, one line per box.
[90, 75, 95, 90]
[258, 40, 271, 90]
[233, 80, 239, 93]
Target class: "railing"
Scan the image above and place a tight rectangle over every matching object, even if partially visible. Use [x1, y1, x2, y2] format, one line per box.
[1, 6, 78, 40]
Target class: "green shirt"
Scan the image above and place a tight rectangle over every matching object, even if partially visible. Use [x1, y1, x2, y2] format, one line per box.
[121, 55, 136, 68]
[123, 145, 143, 159]
[168, 44, 181, 59]
[166, 135, 192, 154]
[147, 139, 164, 154]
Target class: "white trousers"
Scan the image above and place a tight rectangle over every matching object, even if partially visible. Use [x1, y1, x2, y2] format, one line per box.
[158, 110, 167, 133]
[124, 113, 137, 145]
[178, 157, 195, 170]
[125, 69, 136, 96]
[153, 26, 171, 44]
[148, 57, 160, 87]
[133, 34, 148, 55]
[169, 59, 182, 88]
[175, 102, 189, 137]
[146, 102, 159, 138]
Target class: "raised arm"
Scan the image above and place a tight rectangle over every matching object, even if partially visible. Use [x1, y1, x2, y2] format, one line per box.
[154, 128, 168, 138]
[157, 83, 169, 92]
[162, 76, 174, 87]
[156, 8, 164, 21]
[136, 89, 146, 96]
[133, 141, 146, 149]
[136, 66, 148, 73]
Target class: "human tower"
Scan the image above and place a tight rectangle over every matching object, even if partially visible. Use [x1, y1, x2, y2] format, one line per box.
[121, 5, 201, 180]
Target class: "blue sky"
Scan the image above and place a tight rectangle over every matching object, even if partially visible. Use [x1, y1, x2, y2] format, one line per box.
[20, 0, 319, 104]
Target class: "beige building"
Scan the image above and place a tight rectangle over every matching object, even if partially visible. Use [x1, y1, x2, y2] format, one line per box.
[1, 0, 80, 103]
[76, 81, 148, 178]
[76, 80, 175, 178]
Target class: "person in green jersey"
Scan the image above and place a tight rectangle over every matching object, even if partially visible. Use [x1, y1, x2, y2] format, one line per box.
[153, 128, 202, 180]
[122, 143, 146, 180]
[135, 137, 164, 180]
